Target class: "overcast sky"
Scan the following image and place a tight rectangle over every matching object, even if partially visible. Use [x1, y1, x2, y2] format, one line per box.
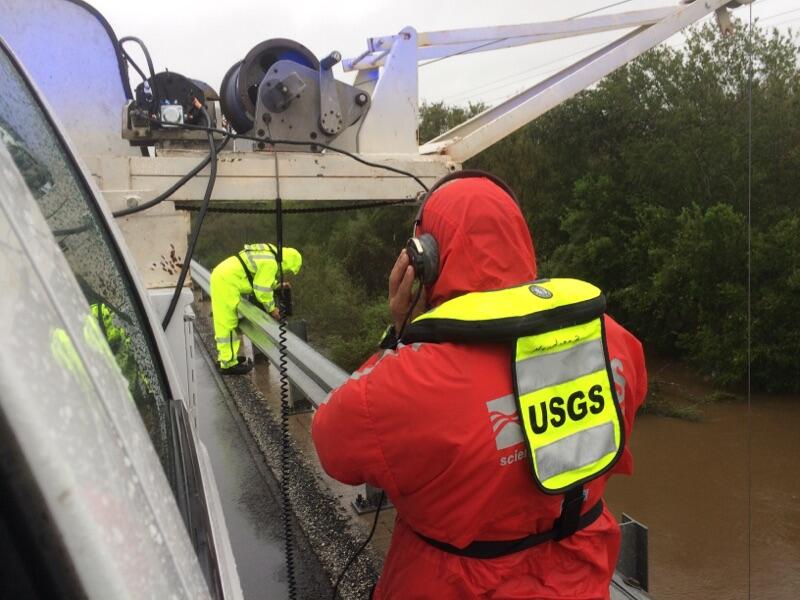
[89, 0, 799, 107]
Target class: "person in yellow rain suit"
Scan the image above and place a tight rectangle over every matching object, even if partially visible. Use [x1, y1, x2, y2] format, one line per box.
[210, 243, 302, 374]
[91, 303, 138, 386]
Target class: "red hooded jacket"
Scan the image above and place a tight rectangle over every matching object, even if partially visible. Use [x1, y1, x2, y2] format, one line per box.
[312, 178, 647, 599]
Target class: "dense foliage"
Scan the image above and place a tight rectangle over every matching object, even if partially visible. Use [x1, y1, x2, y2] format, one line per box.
[196, 23, 800, 392]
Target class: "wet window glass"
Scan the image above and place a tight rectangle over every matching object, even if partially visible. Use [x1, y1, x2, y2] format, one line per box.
[0, 47, 174, 483]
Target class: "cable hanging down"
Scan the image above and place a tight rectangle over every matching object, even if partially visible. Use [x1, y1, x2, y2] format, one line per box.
[113, 134, 231, 218]
[160, 110, 222, 330]
[119, 35, 159, 158]
[332, 492, 385, 599]
[270, 142, 299, 600]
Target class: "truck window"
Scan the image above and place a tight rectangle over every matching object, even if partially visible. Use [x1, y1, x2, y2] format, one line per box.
[0, 45, 176, 485]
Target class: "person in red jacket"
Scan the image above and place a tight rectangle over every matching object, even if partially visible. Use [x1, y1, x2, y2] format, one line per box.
[312, 173, 647, 599]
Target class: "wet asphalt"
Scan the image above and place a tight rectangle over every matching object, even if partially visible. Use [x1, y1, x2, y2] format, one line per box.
[194, 336, 335, 599]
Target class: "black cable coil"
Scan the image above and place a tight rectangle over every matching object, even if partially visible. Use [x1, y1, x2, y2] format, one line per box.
[278, 303, 298, 598]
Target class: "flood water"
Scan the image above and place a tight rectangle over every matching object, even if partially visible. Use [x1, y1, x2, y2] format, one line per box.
[604, 364, 800, 599]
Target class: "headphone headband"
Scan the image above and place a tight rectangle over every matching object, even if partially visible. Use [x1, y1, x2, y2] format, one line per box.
[407, 169, 521, 288]
[413, 169, 520, 230]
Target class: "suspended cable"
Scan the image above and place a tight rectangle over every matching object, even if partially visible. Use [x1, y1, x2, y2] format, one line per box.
[269, 137, 299, 599]
[758, 6, 800, 23]
[160, 110, 220, 329]
[746, 4, 753, 599]
[567, 0, 634, 21]
[770, 15, 800, 27]
[332, 492, 385, 599]
[175, 198, 414, 215]
[441, 41, 607, 103]
[420, 1, 634, 70]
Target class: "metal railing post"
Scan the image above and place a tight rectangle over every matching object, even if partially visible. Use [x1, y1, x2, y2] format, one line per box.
[287, 319, 313, 414]
[618, 513, 649, 592]
[352, 483, 392, 515]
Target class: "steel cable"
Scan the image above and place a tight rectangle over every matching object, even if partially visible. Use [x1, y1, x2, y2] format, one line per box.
[746, 5, 753, 598]
[174, 198, 415, 215]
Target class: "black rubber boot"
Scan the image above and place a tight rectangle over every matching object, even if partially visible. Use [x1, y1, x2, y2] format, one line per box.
[220, 356, 253, 375]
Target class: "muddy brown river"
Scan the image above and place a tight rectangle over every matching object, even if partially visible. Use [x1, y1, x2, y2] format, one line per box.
[604, 364, 800, 600]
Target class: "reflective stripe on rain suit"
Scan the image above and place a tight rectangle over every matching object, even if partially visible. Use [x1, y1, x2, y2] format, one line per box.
[210, 244, 302, 368]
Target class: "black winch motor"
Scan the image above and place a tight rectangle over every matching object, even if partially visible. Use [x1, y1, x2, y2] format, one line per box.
[134, 71, 212, 126]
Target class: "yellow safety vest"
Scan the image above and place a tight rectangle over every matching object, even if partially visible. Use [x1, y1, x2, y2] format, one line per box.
[403, 278, 625, 494]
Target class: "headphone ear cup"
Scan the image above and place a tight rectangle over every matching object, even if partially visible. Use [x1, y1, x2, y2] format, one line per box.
[406, 234, 439, 285]
[416, 233, 439, 285]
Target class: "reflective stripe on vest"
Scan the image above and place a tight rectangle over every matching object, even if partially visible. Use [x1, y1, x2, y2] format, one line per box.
[239, 247, 276, 273]
[404, 278, 625, 494]
[514, 315, 623, 493]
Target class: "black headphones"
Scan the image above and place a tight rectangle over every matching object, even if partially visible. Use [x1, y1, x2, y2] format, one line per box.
[406, 169, 520, 285]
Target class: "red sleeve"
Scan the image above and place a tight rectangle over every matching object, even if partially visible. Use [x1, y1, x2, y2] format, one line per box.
[604, 316, 647, 476]
[622, 327, 647, 427]
[311, 356, 399, 496]
[629, 337, 647, 423]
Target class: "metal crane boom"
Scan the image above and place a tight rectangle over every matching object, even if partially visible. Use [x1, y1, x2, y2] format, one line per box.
[343, 0, 749, 162]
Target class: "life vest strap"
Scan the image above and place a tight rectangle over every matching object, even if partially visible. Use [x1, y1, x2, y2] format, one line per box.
[414, 497, 602, 559]
[554, 485, 585, 541]
[234, 253, 267, 312]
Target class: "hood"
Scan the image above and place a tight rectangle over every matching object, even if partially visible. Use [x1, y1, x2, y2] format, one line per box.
[281, 247, 303, 275]
[419, 177, 536, 307]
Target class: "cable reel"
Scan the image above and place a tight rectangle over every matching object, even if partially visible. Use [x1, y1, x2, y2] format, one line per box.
[220, 38, 370, 146]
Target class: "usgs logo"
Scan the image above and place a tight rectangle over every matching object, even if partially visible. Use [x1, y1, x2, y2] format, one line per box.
[528, 384, 606, 434]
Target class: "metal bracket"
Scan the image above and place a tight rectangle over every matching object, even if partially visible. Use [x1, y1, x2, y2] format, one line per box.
[263, 71, 306, 113]
[121, 100, 221, 147]
[319, 51, 344, 135]
[352, 484, 393, 515]
[618, 513, 649, 592]
[251, 58, 369, 149]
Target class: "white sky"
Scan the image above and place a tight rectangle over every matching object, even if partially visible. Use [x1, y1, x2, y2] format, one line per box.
[89, 0, 800, 107]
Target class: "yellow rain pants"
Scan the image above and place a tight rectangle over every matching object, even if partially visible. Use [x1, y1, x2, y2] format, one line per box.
[210, 256, 252, 368]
